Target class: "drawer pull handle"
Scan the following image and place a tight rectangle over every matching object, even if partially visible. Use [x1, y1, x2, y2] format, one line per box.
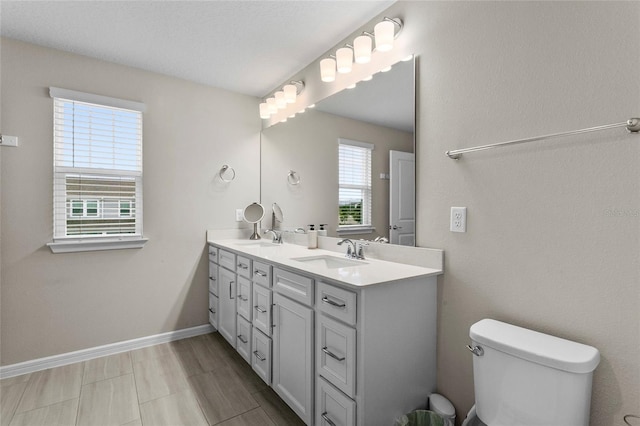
[238, 335, 248, 344]
[254, 270, 267, 277]
[321, 412, 337, 426]
[239, 295, 248, 302]
[238, 263, 249, 270]
[229, 281, 234, 299]
[322, 346, 345, 362]
[208, 308, 215, 314]
[322, 296, 346, 308]
[209, 276, 216, 281]
[254, 305, 267, 313]
[253, 350, 266, 361]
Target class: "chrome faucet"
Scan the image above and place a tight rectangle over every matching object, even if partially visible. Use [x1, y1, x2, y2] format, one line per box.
[337, 239, 366, 260]
[264, 229, 282, 244]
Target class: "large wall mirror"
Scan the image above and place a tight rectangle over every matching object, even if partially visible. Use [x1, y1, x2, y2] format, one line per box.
[261, 57, 415, 246]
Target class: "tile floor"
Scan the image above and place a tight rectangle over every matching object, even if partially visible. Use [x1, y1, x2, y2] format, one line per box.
[0, 333, 304, 426]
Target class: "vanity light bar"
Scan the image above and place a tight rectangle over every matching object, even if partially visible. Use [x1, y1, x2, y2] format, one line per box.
[259, 80, 305, 120]
[320, 17, 403, 83]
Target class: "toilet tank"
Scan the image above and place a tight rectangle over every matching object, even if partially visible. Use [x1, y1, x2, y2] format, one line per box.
[469, 319, 600, 426]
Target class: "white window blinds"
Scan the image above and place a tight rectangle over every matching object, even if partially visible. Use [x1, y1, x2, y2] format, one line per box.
[338, 139, 373, 227]
[51, 89, 144, 240]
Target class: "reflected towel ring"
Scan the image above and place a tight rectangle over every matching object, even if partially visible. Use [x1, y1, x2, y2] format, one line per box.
[219, 165, 236, 182]
[287, 170, 300, 185]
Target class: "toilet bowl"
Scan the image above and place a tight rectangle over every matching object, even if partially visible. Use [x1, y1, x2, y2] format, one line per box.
[463, 319, 600, 426]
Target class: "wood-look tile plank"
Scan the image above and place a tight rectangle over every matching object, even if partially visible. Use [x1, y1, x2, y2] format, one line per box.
[132, 352, 190, 403]
[82, 352, 133, 385]
[217, 407, 276, 426]
[0, 374, 31, 389]
[225, 351, 268, 394]
[188, 334, 230, 373]
[77, 374, 139, 426]
[130, 342, 176, 364]
[15, 364, 83, 414]
[188, 369, 258, 425]
[139, 390, 208, 426]
[1, 383, 27, 426]
[201, 333, 237, 358]
[252, 388, 305, 426]
[8, 398, 78, 426]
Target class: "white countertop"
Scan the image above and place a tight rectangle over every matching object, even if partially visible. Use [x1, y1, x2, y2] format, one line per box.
[207, 238, 443, 287]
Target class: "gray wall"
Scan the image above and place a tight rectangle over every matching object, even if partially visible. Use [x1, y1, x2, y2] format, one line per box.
[0, 39, 261, 365]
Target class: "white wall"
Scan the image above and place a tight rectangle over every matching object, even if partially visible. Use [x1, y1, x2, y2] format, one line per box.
[268, 1, 640, 424]
[0, 39, 261, 365]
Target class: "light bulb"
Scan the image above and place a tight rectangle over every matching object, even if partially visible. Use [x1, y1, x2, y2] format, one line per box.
[275, 91, 286, 109]
[354, 35, 372, 64]
[259, 103, 270, 119]
[374, 20, 395, 52]
[336, 47, 353, 74]
[266, 97, 277, 113]
[320, 58, 336, 82]
[283, 84, 297, 103]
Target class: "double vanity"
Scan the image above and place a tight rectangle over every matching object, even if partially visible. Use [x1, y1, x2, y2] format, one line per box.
[206, 233, 442, 426]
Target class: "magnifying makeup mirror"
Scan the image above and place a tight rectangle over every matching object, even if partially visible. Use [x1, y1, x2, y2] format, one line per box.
[272, 203, 283, 230]
[243, 202, 265, 240]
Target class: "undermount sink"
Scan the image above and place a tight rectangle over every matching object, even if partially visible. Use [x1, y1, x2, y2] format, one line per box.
[291, 255, 368, 269]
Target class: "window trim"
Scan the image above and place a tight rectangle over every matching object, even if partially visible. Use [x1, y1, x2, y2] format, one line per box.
[338, 138, 374, 231]
[49, 88, 147, 253]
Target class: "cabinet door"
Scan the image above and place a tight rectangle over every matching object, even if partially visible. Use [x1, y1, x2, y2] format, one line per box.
[218, 267, 237, 348]
[236, 276, 252, 322]
[252, 284, 272, 336]
[316, 376, 355, 426]
[252, 328, 272, 385]
[317, 315, 356, 398]
[208, 263, 219, 296]
[272, 292, 314, 425]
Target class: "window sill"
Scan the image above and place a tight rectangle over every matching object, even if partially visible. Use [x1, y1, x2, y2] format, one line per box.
[337, 226, 376, 236]
[47, 237, 149, 254]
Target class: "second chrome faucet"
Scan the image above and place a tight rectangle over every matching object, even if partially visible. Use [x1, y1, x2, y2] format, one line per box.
[337, 239, 367, 260]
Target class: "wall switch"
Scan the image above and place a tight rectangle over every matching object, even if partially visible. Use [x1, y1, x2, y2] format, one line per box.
[235, 208, 244, 222]
[450, 207, 467, 232]
[0, 135, 18, 147]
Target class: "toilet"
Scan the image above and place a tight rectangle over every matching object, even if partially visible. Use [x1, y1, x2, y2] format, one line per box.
[461, 319, 600, 426]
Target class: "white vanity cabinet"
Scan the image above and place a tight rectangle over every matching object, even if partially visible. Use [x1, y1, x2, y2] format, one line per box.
[272, 273, 314, 425]
[208, 246, 219, 330]
[207, 241, 439, 426]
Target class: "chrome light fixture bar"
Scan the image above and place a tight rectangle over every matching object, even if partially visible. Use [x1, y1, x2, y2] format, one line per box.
[320, 17, 403, 83]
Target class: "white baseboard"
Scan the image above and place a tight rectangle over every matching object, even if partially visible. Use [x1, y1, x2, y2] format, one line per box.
[0, 324, 214, 379]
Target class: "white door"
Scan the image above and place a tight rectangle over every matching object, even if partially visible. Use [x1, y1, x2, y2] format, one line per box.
[389, 150, 415, 246]
[272, 293, 314, 424]
[218, 267, 237, 348]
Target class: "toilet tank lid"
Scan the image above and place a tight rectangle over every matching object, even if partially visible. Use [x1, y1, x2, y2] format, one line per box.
[470, 319, 600, 374]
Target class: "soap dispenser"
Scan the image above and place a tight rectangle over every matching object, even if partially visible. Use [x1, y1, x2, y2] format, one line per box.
[307, 225, 318, 249]
[318, 224, 328, 236]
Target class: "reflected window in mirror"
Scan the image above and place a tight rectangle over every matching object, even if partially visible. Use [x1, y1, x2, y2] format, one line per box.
[338, 139, 373, 233]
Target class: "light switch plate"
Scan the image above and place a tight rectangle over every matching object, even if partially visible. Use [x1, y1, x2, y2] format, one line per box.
[235, 208, 244, 222]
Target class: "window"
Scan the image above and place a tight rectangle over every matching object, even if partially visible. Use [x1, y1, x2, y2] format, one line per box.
[48, 87, 147, 252]
[338, 138, 373, 233]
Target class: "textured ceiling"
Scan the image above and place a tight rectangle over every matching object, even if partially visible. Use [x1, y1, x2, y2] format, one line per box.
[0, 1, 395, 98]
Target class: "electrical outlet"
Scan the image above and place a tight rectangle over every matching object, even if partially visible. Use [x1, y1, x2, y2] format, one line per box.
[450, 207, 467, 232]
[0, 135, 18, 147]
[235, 208, 244, 222]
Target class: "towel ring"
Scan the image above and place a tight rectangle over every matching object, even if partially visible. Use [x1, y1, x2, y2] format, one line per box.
[219, 165, 236, 182]
[287, 170, 300, 186]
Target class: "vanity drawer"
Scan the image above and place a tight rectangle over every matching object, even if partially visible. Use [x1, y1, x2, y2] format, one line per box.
[236, 276, 252, 322]
[218, 249, 236, 271]
[208, 245, 218, 264]
[317, 282, 357, 326]
[208, 293, 218, 329]
[236, 315, 252, 364]
[317, 314, 357, 398]
[208, 263, 219, 296]
[252, 328, 272, 385]
[316, 376, 356, 426]
[252, 260, 272, 287]
[252, 284, 272, 336]
[236, 255, 252, 279]
[274, 268, 314, 307]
